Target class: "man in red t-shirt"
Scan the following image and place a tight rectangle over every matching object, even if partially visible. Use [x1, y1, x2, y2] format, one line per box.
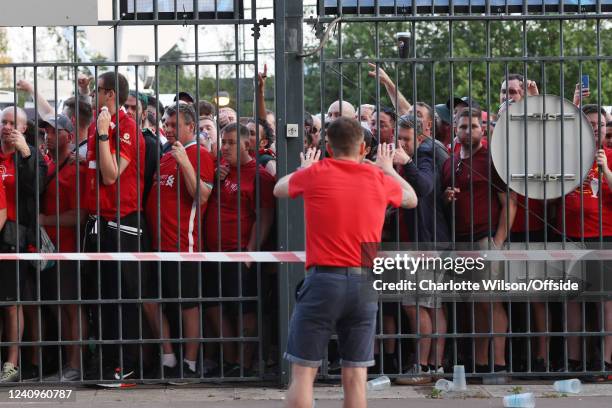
[274, 117, 417, 408]
[559, 104, 612, 379]
[39, 114, 87, 381]
[442, 108, 517, 383]
[203, 122, 275, 376]
[84, 72, 152, 382]
[0, 106, 47, 383]
[144, 102, 214, 380]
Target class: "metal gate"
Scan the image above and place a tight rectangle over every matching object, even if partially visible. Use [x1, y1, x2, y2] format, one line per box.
[0, 0, 609, 388]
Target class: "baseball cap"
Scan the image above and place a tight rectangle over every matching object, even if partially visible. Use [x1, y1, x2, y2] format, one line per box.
[446, 96, 480, 111]
[39, 114, 74, 134]
[434, 104, 452, 124]
[173, 91, 195, 103]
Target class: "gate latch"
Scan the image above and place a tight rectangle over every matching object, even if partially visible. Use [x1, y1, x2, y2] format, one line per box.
[511, 173, 576, 181]
[510, 113, 576, 121]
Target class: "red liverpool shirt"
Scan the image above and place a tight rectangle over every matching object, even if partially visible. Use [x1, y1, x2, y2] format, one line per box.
[145, 141, 215, 251]
[205, 159, 275, 252]
[288, 158, 403, 269]
[86, 109, 145, 220]
[43, 159, 86, 252]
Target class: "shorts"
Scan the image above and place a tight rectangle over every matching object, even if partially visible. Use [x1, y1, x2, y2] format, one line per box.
[41, 260, 84, 301]
[150, 260, 202, 309]
[0, 260, 29, 302]
[203, 262, 258, 313]
[284, 266, 378, 368]
[402, 267, 445, 309]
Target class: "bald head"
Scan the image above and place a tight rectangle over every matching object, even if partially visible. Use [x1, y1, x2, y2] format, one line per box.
[327, 100, 356, 121]
[0, 106, 28, 134]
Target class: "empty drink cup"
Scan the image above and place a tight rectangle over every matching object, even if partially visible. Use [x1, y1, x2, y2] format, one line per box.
[367, 375, 391, 391]
[452, 365, 467, 391]
[434, 379, 454, 392]
[553, 378, 581, 394]
[503, 392, 535, 408]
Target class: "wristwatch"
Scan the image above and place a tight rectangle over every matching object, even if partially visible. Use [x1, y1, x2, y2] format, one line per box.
[98, 133, 109, 142]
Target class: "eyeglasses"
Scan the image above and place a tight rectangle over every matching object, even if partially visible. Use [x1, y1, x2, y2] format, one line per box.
[91, 87, 112, 95]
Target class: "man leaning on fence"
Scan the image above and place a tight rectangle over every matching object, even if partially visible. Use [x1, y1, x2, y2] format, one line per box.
[84, 71, 157, 383]
[144, 101, 214, 382]
[274, 117, 418, 408]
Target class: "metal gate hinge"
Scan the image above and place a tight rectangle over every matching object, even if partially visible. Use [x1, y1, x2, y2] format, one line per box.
[511, 173, 576, 181]
[510, 113, 576, 121]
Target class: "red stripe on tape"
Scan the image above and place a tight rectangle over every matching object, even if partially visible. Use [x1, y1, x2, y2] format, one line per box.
[133, 253, 162, 261]
[227, 253, 253, 262]
[274, 252, 305, 262]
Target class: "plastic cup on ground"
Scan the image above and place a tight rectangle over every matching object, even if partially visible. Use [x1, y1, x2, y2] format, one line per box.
[452, 365, 467, 391]
[553, 378, 581, 394]
[503, 392, 535, 408]
[367, 375, 391, 391]
[434, 379, 454, 392]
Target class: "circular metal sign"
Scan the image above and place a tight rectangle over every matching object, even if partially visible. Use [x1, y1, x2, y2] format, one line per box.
[490, 94, 596, 200]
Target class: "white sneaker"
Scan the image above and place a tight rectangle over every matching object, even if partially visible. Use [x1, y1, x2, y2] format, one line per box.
[0, 362, 20, 383]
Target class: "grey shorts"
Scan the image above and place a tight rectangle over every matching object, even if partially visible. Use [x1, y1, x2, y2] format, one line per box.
[284, 266, 378, 368]
[401, 268, 445, 308]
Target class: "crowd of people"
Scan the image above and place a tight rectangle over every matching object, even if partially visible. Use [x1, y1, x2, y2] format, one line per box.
[0, 64, 609, 386]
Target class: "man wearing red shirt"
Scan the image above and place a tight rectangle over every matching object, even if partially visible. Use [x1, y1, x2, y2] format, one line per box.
[84, 72, 152, 382]
[560, 104, 612, 380]
[0, 106, 47, 383]
[39, 114, 87, 382]
[145, 102, 214, 381]
[275, 117, 417, 408]
[204, 123, 275, 376]
[442, 108, 517, 383]
[497, 75, 548, 375]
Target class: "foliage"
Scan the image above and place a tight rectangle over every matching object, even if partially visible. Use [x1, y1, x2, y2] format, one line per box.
[303, 18, 612, 114]
[156, 44, 274, 116]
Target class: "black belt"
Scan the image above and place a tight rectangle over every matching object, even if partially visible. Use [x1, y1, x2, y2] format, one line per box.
[307, 266, 366, 276]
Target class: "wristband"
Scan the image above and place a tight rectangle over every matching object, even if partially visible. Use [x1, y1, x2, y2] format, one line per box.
[98, 134, 109, 142]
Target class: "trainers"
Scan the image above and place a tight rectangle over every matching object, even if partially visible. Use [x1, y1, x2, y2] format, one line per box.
[201, 359, 218, 377]
[429, 365, 445, 380]
[0, 363, 20, 383]
[584, 362, 612, 383]
[21, 363, 40, 382]
[168, 362, 200, 385]
[395, 364, 432, 385]
[96, 366, 136, 388]
[42, 367, 81, 382]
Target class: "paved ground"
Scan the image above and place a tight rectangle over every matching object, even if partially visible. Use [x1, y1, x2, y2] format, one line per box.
[1, 383, 611, 407]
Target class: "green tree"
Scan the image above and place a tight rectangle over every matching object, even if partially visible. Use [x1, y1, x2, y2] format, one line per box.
[304, 19, 612, 114]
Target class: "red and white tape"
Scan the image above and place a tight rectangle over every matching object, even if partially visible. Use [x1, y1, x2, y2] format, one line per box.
[0, 249, 611, 262]
[0, 251, 306, 263]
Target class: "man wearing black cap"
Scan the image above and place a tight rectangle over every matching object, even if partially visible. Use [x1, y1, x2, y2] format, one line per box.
[39, 114, 87, 382]
[173, 91, 195, 105]
[446, 96, 480, 117]
[434, 104, 453, 147]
